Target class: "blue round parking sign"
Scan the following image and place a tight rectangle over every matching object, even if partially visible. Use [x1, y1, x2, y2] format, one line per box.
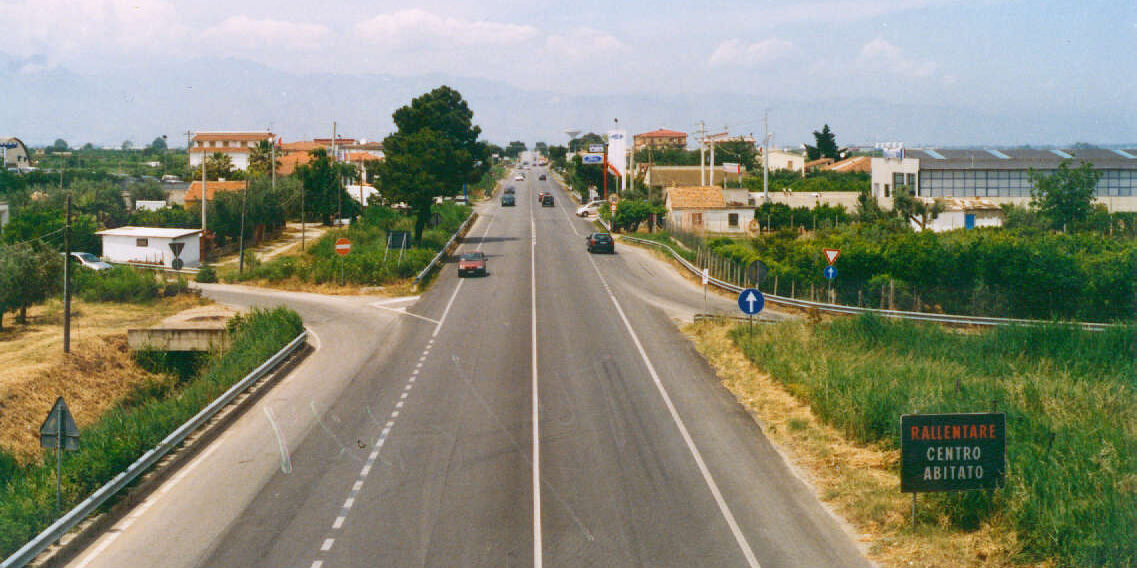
[737, 288, 764, 315]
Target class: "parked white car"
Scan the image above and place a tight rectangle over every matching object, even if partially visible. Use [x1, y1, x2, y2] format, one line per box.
[576, 200, 606, 217]
[63, 252, 113, 271]
[514, 174, 525, 181]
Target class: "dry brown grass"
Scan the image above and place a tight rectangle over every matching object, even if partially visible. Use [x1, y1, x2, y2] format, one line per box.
[683, 320, 1046, 568]
[0, 296, 207, 462]
[222, 276, 413, 297]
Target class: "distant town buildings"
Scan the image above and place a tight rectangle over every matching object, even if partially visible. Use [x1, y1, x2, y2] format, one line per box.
[189, 131, 274, 171]
[634, 129, 688, 151]
[1, 137, 32, 170]
[871, 147, 1137, 211]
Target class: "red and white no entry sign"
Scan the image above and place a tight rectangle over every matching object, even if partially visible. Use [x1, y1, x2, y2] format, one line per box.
[335, 238, 351, 256]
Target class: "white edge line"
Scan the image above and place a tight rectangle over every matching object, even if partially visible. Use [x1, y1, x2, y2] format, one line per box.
[433, 211, 496, 337]
[585, 253, 762, 568]
[370, 295, 421, 306]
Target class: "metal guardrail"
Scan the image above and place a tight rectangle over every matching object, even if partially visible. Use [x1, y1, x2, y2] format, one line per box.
[108, 261, 200, 275]
[2, 330, 309, 568]
[413, 212, 478, 286]
[619, 235, 1115, 331]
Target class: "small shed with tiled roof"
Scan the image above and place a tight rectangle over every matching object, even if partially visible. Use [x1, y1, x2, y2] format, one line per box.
[665, 186, 755, 234]
[185, 180, 246, 206]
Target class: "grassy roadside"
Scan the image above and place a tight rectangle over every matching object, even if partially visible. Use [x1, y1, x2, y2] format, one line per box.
[686, 316, 1135, 567]
[0, 307, 304, 559]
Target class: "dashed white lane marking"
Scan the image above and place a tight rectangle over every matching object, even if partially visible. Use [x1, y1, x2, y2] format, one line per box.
[584, 253, 763, 568]
[309, 210, 497, 567]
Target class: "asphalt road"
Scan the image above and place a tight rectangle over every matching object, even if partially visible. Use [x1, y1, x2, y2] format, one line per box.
[66, 157, 871, 568]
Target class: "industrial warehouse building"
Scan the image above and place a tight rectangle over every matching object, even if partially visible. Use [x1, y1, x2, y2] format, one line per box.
[871, 147, 1137, 211]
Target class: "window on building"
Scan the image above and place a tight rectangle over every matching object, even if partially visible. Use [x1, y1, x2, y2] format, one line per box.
[692, 212, 704, 227]
[223, 141, 229, 148]
[728, 213, 739, 227]
[906, 173, 916, 188]
[884, 184, 891, 198]
[136, 238, 149, 247]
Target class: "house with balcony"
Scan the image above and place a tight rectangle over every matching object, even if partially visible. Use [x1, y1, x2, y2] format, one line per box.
[634, 129, 688, 151]
[189, 131, 274, 171]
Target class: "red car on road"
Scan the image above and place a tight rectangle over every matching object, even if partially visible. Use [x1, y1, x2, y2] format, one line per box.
[458, 251, 487, 277]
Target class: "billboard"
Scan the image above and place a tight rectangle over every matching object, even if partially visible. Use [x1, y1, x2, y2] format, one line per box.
[900, 412, 1006, 493]
[606, 130, 627, 177]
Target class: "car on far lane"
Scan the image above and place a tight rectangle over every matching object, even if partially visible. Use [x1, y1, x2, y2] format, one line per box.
[514, 174, 524, 181]
[501, 194, 516, 206]
[504, 186, 515, 194]
[538, 173, 546, 180]
[586, 232, 615, 253]
[541, 193, 554, 207]
[457, 251, 487, 277]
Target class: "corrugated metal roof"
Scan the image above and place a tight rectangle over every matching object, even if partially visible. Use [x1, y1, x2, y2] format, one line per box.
[911, 148, 1137, 170]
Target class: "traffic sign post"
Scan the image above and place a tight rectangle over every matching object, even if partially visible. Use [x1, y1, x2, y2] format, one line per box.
[702, 268, 709, 314]
[335, 238, 351, 286]
[40, 397, 80, 519]
[823, 265, 837, 304]
[824, 248, 841, 265]
[737, 288, 765, 334]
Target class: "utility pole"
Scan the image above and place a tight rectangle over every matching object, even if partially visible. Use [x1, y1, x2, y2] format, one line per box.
[698, 121, 707, 186]
[201, 155, 207, 232]
[709, 131, 718, 187]
[271, 134, 277, 192]
[763, 110, 770, 200]
[239, 177, 248, 273]
[63, 193, 72, 354]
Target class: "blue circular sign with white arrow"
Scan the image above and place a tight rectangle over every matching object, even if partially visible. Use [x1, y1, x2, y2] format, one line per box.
[824, 265, 838, 280]
[737, 288, 765, 315]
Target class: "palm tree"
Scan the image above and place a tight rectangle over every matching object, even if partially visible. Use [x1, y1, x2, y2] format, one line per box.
[205, 152, 234, 180]
[248, 140, 278, 177]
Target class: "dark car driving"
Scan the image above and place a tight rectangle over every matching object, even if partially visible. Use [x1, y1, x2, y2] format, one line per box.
[504, 186, 515, 194]
[458, 251, 487, 277]
[586, 232, 615, 253]
[538, 173, 546, 180]
[501, 194, 516, 206]
[541, 193, 554, 207]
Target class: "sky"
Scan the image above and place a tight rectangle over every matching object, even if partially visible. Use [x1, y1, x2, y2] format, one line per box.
[0, 0, 1134, 147]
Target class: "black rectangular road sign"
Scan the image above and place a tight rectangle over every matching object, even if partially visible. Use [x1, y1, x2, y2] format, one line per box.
[901, 412, 1005, 493]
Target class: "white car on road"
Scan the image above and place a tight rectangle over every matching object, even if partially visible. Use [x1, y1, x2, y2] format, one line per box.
[576, 200, 606, 217]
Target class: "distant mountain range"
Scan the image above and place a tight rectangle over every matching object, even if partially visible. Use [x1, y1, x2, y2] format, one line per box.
[2, 56, 1133, 150]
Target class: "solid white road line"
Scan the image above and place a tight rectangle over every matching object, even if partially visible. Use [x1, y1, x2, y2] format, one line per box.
[368, 303, 441, 325]
[531, 187, 544, 568]
[585, 253, 763, 568]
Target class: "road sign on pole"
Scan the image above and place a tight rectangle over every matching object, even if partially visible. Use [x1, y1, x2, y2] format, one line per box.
[737, 288, 765, 315]
[582, 154, 604, 164]
[824, 265, 838, 280]
[824, 248, 841, 265]
[335, 238, 351, 256]
[40, 397, 80, 518]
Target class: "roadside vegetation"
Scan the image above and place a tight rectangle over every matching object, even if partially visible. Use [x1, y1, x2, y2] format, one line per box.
[699, 315, 1134, 567]
[226, 202, 472, 287]
[0, 306, 303, 559]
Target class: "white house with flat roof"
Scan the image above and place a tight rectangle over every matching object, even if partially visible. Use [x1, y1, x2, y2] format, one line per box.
[97, 227, 201, 268]
[0, 201, 9, 229]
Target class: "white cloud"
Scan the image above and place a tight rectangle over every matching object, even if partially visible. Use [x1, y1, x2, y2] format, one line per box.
[856, 37, 936, 78]
[708, 38, 795, 67]
[202, 16, 331, 51]
[355, 9, 537, 49]
[545, 28, 624, 62]
[0, 0, 185, 63]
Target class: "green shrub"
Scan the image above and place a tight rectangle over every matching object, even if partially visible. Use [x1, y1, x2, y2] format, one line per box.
[74, 266, 161, 303]
[733, 315, 1137, 566]
[0, 307, 304, 558]
[195, 264, 218, 283]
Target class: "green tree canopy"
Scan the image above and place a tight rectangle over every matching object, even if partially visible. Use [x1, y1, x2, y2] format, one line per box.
[149, 136, 168, 152]
[893, 185, 944, 230]
[805, 124, 840, 161]
[1030, 160, 1101, 231]
[51, 139, 69, 152]
[378, 85, 487, 241]
[505, 141, 527, 158]
[295, 148, 357, 226]
[247, 140, 279, 177]
[205, 152, 235, 180]
[569, 133, 604, 153]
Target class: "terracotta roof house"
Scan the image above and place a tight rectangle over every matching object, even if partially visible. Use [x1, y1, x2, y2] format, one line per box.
[664, 186, 755, 234]
[826, 156, 872, 173]
[634, 129, 688, 150]
[184, 180, 246, 206]
[189, 131, 274, 171]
